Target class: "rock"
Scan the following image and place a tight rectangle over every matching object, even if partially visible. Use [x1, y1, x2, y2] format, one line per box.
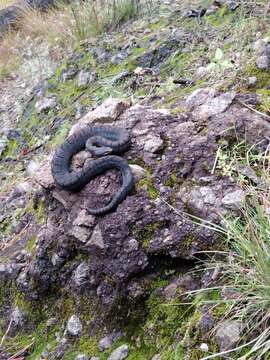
[70, 98, 130, 135]
[47, 317, 57, 328]
[78, 70, 91, 87]
[108, 345, 129, 360]
[185, 6, 206, 18]
[75, 102, 85, 120]
[195, 66, 210, 79]
[87, 225, 105, 249]
[98, 336, 113, 351]
[73, 210, 95, 227]
[200, 343, 209, 352]
[222, 190, 245, 209]
[70, 226, 90, 244]
[10, 307, 25, 335]
[111, 70, 129, 84]
[35, 97, 56, 114]
[144, 135, 163, 153]
[199, 313, 214, 334]
[0, 5, 20, 34]
[90, 357, 100, 360]
[54, 337, 69, 359]
[72, 262, 89, 288]
[129, 164, 147, 181]
[0, 135, 8, 157]
[137, 39, 179, 68]
[253, 39, 267, 55]
[193, 91, 235, 120]
[256, 55, 269, 70]
[93, 48, 112, 63]
[0, 263, 22, 280]
[185, 88, 216, 109]
[215, 320, 241, 351]
[34, 156, 54, 189]
[152, 355, 161, 360]
[247, 76, 257, 87]
[27, 160, 41, 176]
[75, 355, 88, 360]
[111, 51, 128, 65]
[205, 5, 219, 15]
[66, 315, 83, 337]
[226, 1, 239, 11]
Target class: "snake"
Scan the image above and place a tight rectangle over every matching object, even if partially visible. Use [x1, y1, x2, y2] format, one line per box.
[51, 125, 134, 215]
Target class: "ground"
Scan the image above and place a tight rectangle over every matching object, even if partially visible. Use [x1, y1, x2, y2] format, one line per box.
[0, 0, 270, 359]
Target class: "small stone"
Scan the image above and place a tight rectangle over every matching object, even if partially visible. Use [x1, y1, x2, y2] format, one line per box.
[111, 51, 128, 65]
[226, 1, 239, 11]
[253, 39, 267, 55]
[193, 92, 235, 120]
[98, 336, 113, 351]
[185, 88, 216, 109]
[73, 209, 95, 227]
[35, 97, 56, 114]
[87, 225, 105, 249]
[75, 355, 88, 360]
[70, 98, 130, 134]
[66, 315, 83, 337]
[34, 156, 54, 189]
[78, 70, 91, 87]
[205, 5, 219, 15]
[163, 282, 178, 300]
[200, 343, 209, 352]
[222, 190, 245, 210]
[247, 76, 257, 87]
[256, 55, 269, 70]
[10, 307, 25, 334]
[151, 355, 161, 360]
[125, 238, 139, 252]
[129, 164, 147, 181]
[0, 135, 8, 157]
[215, 320, 241, 351]
[111, 70, 129, 84]
[27, 160, 40, 176]
[108, 345, 129, 360]
[144, 135, 163, 153]
[199, 313, 214, 333]
[47, 317, 57, 328]
[195, 66, 210, 79]
[73, 262, 89, 287]
[90, 357, 100, 360]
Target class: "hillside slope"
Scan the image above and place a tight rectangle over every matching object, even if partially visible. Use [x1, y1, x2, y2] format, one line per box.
[1, 1, 270, 359]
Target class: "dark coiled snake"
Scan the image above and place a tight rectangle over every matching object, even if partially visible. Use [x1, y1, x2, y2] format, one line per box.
[51, 125, 134, 215]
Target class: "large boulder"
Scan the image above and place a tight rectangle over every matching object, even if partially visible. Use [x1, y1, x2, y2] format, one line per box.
[22, 91, 270, 303]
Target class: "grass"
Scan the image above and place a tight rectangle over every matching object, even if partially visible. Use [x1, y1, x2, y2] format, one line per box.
[174, 143, 270, 359]
[0, 0, 154, 78]
[0, 0, 15, 10]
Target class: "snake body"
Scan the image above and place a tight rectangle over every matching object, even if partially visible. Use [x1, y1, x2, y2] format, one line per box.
[51, 125, 134, 215]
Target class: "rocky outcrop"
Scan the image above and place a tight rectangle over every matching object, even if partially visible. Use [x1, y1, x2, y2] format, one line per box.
[3, 89, 270, 305]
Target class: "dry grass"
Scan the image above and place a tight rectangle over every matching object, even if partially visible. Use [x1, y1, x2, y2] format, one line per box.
[0, 0, 147, 78]
[0, 0, 16, 10]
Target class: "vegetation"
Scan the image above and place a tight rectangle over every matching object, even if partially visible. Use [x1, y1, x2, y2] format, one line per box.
[2, 0, 270, 359]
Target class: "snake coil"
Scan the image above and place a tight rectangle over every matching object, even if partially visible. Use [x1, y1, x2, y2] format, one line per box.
[51, 125, 134, 215]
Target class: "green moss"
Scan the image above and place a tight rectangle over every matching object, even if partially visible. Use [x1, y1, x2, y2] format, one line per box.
[25, 235, 37, 253]
[2, 138, 19, 159]
[137, 170, 159, 200]
[243, 63, 270, 89]
[132, 221, 167, 250]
